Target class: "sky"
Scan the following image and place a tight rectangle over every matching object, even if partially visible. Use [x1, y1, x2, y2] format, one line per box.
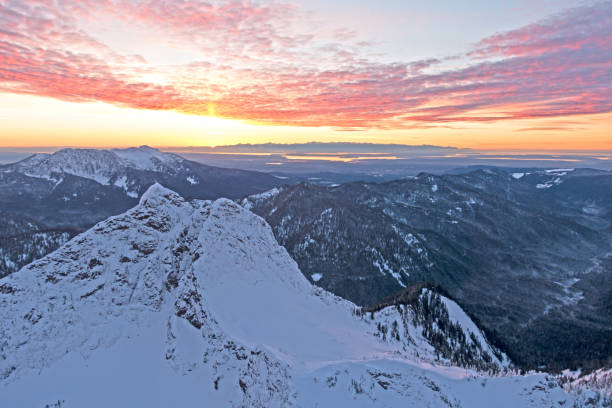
[0, 0, 610, 149]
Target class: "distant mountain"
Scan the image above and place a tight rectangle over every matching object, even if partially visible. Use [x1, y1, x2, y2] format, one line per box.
[173, 142, 462, 154]
[0, 145, 284, 228]
[2, 184, 601, 407]
[243, 167, 612, 371]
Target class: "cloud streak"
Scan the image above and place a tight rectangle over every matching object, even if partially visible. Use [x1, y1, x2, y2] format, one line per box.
[0, 0, 610, 129]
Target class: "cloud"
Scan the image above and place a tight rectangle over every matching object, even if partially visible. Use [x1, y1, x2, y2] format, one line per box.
[0, 0, 610, 129]
[515, 126, 584, 132]
[470, 2, 612, 58]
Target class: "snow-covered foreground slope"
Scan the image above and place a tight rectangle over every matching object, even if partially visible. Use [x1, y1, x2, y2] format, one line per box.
[0, 185, 603, 407]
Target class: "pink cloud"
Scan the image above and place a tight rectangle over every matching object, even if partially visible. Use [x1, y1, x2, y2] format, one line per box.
[471, 2, 612, 58]
[0, 0, 610, 128]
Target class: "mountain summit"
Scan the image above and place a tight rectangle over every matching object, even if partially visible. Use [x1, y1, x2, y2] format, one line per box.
[4, 145, 280, 201]
[0, 184, 596, 407]
[10, 146, 183, 186]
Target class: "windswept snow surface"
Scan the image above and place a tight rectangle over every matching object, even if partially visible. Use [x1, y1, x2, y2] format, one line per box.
[191, 196, 389, 371]
[0, 184, 599, 407]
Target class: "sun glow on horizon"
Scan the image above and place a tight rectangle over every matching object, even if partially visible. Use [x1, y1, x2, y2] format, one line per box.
[1, 91, 611, 151]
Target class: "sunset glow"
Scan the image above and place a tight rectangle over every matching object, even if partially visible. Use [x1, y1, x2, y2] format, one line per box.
[0, 0, 611, 149]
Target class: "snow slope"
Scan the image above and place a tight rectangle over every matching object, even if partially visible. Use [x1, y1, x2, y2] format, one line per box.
[0, 184, 601, 407]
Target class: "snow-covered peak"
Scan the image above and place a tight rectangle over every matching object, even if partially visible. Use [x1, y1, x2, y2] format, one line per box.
[138, 182, 184, 207]
[0, 185, 381, 379]
[10, 148, 121, 184]
[7, 146, 184, 186]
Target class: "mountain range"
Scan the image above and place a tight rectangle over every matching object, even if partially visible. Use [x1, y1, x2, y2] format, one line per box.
[0, 146, 284, 276]
[0, 147, 610, 405]
[1, 184, 604, 407]
[243, 167, 612, 371]
[0, 145, 283, 227]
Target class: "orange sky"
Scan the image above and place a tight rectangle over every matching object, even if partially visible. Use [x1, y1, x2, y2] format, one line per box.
[0, 1, 610, 150]
[1, 93, 610, 150]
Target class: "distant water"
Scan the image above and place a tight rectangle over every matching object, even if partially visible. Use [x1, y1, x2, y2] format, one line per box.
[1, 147, 611, 172]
